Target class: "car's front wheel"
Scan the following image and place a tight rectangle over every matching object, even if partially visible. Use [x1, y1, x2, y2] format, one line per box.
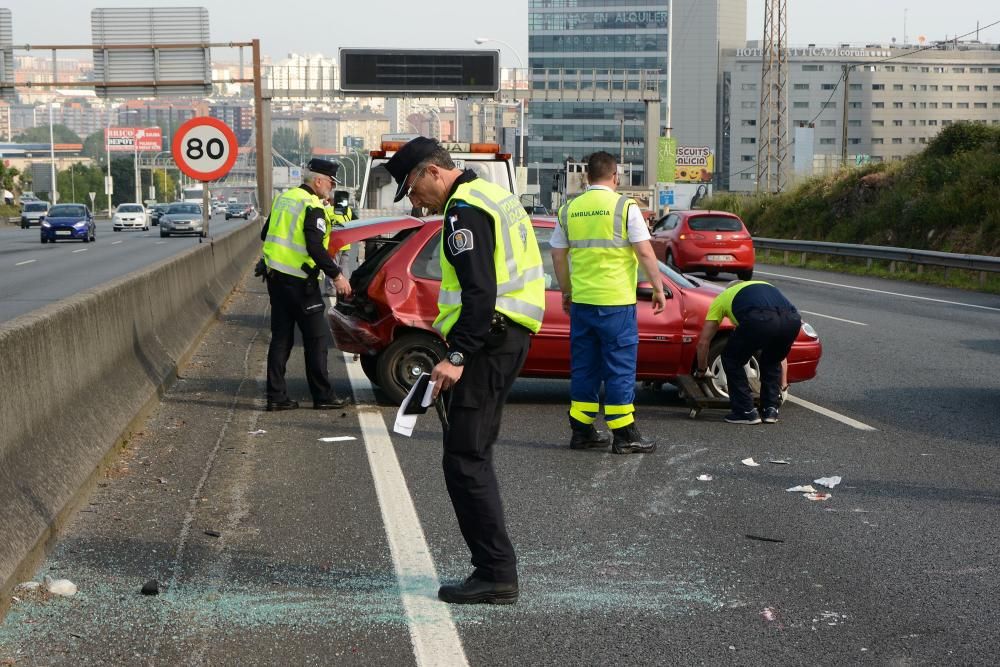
[359, 354, 379, 385]
[375, 332, 446, 404]
[703, 337, 761, 399]
[737, 268, 754, 281]
[160, 230, 169, 238]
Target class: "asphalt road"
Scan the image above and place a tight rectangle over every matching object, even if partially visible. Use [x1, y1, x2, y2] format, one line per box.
[0, 214, 256, 323]
[1, 264, 998, 665]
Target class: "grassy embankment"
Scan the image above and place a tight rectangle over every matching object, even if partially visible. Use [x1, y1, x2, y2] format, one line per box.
[701, 123, 1000, 294]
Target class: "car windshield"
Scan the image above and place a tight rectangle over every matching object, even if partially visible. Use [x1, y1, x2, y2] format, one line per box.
[118, 205, 144, 213]
[657, 261, 697, 288]
[48, 205, 86, 217]
[24, 202, 47, 211]
[167, 204, 201, 215]
[687, 216, 744, 232]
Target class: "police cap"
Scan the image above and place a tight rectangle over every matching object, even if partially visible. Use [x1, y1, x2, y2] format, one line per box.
[306, 158, 339, 183]
[384, 136, 441, 202]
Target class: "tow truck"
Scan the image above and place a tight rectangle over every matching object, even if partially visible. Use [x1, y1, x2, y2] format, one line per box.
[358, 139, 519, 218]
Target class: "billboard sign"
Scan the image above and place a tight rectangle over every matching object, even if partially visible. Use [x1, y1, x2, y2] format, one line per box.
[106, 127, 163, 152]
[674, 146, 714, 183]
[657, 137, 677, 183]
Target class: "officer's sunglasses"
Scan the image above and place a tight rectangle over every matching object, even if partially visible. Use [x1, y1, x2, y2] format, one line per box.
[404, 167, 428, 199]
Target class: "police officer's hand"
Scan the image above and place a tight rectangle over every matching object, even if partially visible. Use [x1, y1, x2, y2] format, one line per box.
[651, 290, 667, 315]
[431, 359, 464, 398]
[561, 292, 572, 314]
[333, 274, 352, 299]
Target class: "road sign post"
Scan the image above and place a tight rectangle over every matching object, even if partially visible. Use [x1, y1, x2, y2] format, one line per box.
[172, 117, 238, 242]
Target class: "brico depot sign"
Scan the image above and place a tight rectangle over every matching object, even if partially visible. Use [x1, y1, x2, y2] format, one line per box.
[105, 127, 163, 152]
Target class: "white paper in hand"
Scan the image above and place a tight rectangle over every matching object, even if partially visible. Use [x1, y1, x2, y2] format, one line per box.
[393, 373, 435, 437]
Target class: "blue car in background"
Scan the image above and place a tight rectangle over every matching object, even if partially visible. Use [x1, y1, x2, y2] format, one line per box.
[40, 204, 96, 244]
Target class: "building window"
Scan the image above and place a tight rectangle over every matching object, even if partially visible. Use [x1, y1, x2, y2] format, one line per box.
[971, 67, 983, 73]
[957, 102, 969, 108]
[872, 102, 885, 109]
[920, 85, 928, 91]
[989, 67, 1000, 73]
[872, 120, 885, 126]
[974, 85, 988, 91]
[849, 138, 861, 145]
[849, 83, 862, 90]
[942, 120, 953, 126]
[958, 85, 970, 91]
[893, 102, 903, 109]
[741, 83, 757, 90]
[848, 119, 861, 126]
[994, 86, 1000, 91]
[909, 102, 917, 109]
[793, 83, 809, 90]
[741, 119, 757, 126]
[909, 120, 917, 126]
[802, 64, 824, 71]
[872, 138, 884, 144]
[849, 102, 862, 109]
[910, 84, 918, 91]
[819, 138, 835, 145]
[919, 119, 927, 126]
[942, 85, 953, 91]
[820, 119, 836, 127]
[909, 137, 916, 143]
[871, 83, 884, 91]
[942, 102, 953, 108]
[929, 102, 938, 108]
[793, 101, 809, 108]
[952, 67, 965, 73]
[974, 102, 987, 109]
[929, 85, 938, 91]
[741, 137, 756, 144]
[740, 173, 754, 180]
[892, 120, 903, 126]
[919, 102, 927, 108]
[891, 138, 903, 144]
[928, 120, 938, 125]
[893, 84, 904, 91]
[885, 66, 895, 72]
[994, 103, 1000, 109]
[821, 83, 837, 90]
[919, 137, 927, 143]
[741, 101, 756, 109]
[741, 154, 754, 162]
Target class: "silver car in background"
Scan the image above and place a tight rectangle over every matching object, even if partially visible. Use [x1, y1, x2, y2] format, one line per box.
[159, 203, 206, 238]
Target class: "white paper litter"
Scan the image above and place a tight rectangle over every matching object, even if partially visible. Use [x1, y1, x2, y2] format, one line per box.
[318, 436, 357, 443]
[804, 492, 832, 501]
[769, 460, 790, 465]
[697, 474, 713, 481]
[248, 429, 267, 435]
[44, 576, 77, 597]
[741, 458, 760, 467]
[786, 485, 816, 493]
[814, 476, 842, 489]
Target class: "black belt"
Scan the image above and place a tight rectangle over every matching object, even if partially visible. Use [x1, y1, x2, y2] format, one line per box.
[492, 312, 532, 335]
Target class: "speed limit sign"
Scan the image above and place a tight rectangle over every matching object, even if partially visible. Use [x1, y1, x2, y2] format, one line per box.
[171, 116, 239, 181]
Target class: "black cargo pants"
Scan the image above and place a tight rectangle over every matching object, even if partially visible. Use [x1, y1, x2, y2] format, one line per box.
[721, 307, 801, 414]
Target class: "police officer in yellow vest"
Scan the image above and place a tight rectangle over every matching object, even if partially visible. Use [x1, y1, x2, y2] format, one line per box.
[385, 137, 545, 605]
[552, 151, 666, 454]
[260, 158, 352, 412]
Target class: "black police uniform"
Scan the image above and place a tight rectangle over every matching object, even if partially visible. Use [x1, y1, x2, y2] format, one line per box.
[260, 182, 346, 407]
[723, 283, 801, 414]
[438, 170, 531, 585]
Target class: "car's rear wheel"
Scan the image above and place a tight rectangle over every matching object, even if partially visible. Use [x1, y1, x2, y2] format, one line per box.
[705, 269, 720, 278]
[160, 230, 169, 238]
[375, 332, 446, 405]
[704, 337, 761, 399]
[737, 268, 754, 281]
[665, 249, 679, 270]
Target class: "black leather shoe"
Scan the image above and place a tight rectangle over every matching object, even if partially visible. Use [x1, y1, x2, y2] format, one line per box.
[611, 423, 656, 454]
[314, 395, 350, 409]
[266, 399, 299, 412]
[570, 425, 611, 450]
[438, 575, 519, 605]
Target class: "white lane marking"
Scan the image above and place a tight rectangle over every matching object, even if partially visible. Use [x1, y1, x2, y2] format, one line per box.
[757, 270, 1000, 313]
[72, 248, 88, 253]
[344, 353, 469, 667]
[15, 259, 36, 266]
[786, 395, 877, 431]
[111, 240, 123, 245]
[798, 309, 868, 326]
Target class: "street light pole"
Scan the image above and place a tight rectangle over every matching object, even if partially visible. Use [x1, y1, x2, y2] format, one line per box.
[48, 102, 58, 203]
[475, 37, 526, 167]
[105, 106, 113, 216]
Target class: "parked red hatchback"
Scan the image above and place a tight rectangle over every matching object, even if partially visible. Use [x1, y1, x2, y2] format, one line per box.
[650, 210, 755, 280]
[327, 217, 820, 404]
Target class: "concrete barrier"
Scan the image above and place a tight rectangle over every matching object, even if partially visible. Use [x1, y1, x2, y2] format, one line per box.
[0, 223, 261, 613]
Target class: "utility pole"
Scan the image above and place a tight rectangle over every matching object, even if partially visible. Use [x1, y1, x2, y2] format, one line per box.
[841, 64, 851, 167]
[756, 0, 789, 193]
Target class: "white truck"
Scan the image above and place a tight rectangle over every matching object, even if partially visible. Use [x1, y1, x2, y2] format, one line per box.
[358, 139, 520, 218]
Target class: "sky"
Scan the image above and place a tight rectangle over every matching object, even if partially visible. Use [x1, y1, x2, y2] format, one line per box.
[1, 0, 998, 66]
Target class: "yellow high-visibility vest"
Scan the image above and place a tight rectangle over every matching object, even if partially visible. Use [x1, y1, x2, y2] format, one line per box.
[263, 187, 330, 278]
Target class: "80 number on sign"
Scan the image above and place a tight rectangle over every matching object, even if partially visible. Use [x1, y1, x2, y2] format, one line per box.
[172, 117, 239, 182]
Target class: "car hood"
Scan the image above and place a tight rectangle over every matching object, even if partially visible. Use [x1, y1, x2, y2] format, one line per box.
[328, 215, 426, 248]
[162, 215, 201, 222]
[46, 216, 87, 224]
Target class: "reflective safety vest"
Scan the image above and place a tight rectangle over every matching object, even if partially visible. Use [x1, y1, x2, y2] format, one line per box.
[262, 187, 330, 279]
[557, 188, 638, 306]
[434, 179, 546, 337]
[324, 206, 351, 252]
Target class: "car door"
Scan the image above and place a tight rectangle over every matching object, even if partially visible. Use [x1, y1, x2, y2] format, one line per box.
[521, 224, 571, 377]
[649, 214, 678, 263]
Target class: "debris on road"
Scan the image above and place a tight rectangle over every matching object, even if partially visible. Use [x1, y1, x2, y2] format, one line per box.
[769, 460, 790, 465]
[804, 492, 832, 501]
[814, 476, 842, 489]
[141, 580, 160, 596]
[786, 485, 816, 493]
[746, 534, 784, 543]
[248, 429, 267, 435]
[204, 530, 221, 538]
[697, 474, 713, 481]
[319, 436, 356, 442]
[15, 581, 40, 591]
[43, 576, 77, 597]
[741, 458, 760, 467]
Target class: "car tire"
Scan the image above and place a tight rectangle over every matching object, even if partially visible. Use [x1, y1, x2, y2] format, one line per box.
[82, 234, 90, 243]
[737, 269, 754, 281]
[40, 237, 47, 244]
[375, 332, 446, 405]
[359, 354, 379, 385]
[703, 337, 762, 400]
[705, 269, 720, 278]
[160, 230, 168, 238]
[143, 226, 149, 231]
[665, 249, 679, 270]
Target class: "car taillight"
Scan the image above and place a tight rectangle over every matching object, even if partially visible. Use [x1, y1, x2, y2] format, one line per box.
[679, 233, 705, 240]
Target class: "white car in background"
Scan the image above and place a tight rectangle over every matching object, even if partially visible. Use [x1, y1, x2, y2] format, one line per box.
[113, 203, 148, 231]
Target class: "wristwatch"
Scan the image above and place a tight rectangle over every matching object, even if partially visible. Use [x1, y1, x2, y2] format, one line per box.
[447, 350, 465, 367]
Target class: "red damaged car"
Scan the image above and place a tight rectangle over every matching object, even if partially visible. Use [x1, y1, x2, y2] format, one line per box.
[328, 217, 821, 404]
